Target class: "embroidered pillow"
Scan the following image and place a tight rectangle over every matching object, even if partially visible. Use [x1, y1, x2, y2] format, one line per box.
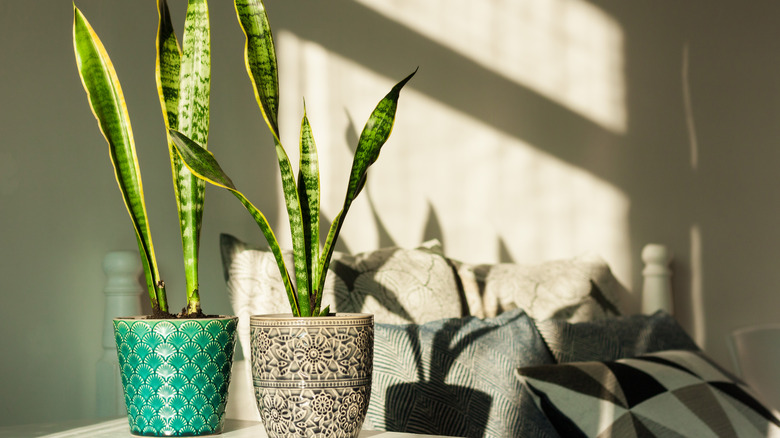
[220, 234, 464, 359]
[366, 309, 559, 438]
[516, 349, 780, 437]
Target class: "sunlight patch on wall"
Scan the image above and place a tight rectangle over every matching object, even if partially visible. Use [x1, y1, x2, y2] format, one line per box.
[272, 30, 632, 287]
[353, 0, 626, 133]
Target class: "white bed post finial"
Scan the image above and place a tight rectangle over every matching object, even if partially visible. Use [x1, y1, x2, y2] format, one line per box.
[641, 244, 673, 315]
[96, 251, 143, 418]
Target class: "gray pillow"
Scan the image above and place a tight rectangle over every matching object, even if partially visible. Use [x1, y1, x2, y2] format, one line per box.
[366, 309, 559, 438]
[534, 310, 699, 363]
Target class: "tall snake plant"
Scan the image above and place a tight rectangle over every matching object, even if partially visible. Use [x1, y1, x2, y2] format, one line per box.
[170, 0, 415, 317]
[73, 0, 211, 317]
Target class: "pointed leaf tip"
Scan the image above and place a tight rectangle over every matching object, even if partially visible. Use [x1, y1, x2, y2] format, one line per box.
[392, 68, 418, 94]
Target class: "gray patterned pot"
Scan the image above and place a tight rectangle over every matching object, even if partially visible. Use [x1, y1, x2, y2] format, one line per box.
[250, 313, 373, 438]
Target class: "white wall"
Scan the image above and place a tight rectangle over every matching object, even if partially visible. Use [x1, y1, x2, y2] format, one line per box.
[2, 0, 780, 426]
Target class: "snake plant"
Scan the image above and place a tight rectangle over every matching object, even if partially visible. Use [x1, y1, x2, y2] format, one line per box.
[170, 0, 415, 317]
[73, 0, 211, 317]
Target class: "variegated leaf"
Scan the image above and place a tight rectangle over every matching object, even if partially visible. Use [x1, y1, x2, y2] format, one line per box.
[318, 70, 417, 296]
[234, 0, 279, 138]
[74, 6, 168, 313]
[169, 129, 301, 315]
[156, 0, 211, 314]
[298, 108, 320, 307]
[235, 0, 311, 315]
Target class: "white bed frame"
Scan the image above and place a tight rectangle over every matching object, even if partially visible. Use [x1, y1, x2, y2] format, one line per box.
[95, 244, 674, 420]
[640, 243, 674, 315]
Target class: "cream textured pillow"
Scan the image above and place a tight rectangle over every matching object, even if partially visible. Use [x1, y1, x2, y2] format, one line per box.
[220, 234, 464, 358]
[451, 253, 624, 321]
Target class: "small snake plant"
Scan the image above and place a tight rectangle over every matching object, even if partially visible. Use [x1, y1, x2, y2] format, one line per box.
[170, 0, 415, 317]
[73, 0, 211, 317]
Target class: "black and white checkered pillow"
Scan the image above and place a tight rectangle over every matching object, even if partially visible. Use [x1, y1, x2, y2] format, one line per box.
[516, 350, 780, 437]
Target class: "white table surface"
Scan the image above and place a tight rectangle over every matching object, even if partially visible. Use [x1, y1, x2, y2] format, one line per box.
[0, 418, 456, 438]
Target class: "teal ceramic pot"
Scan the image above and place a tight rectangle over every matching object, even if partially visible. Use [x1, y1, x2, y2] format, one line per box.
[250, 313, 373, 438]
[113, 316, 238, 436]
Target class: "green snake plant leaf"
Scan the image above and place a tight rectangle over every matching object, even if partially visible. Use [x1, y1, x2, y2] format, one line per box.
[298, 106, 320, 306]
[234, 0, 279, 138]
[316, 69, 417, 304]
[275, 137, 312, 316]
[168, 129, 301, 316]
[156, 0, 180, 130]
[235, 0, 311, 315]
[73, 6, 168, 314]
[156, 0, 211, 315]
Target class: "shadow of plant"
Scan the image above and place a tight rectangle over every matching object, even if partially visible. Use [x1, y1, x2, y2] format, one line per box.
[328, 247, 415, 322]
[381, 314, 525, 437]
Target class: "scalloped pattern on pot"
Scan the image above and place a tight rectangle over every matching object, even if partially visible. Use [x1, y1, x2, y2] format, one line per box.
[114, 317, 237, 437]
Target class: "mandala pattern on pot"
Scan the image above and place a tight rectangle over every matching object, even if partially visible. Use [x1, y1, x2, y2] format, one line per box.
[255, 386, 370, 438]
[250, 314, 373, 438]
